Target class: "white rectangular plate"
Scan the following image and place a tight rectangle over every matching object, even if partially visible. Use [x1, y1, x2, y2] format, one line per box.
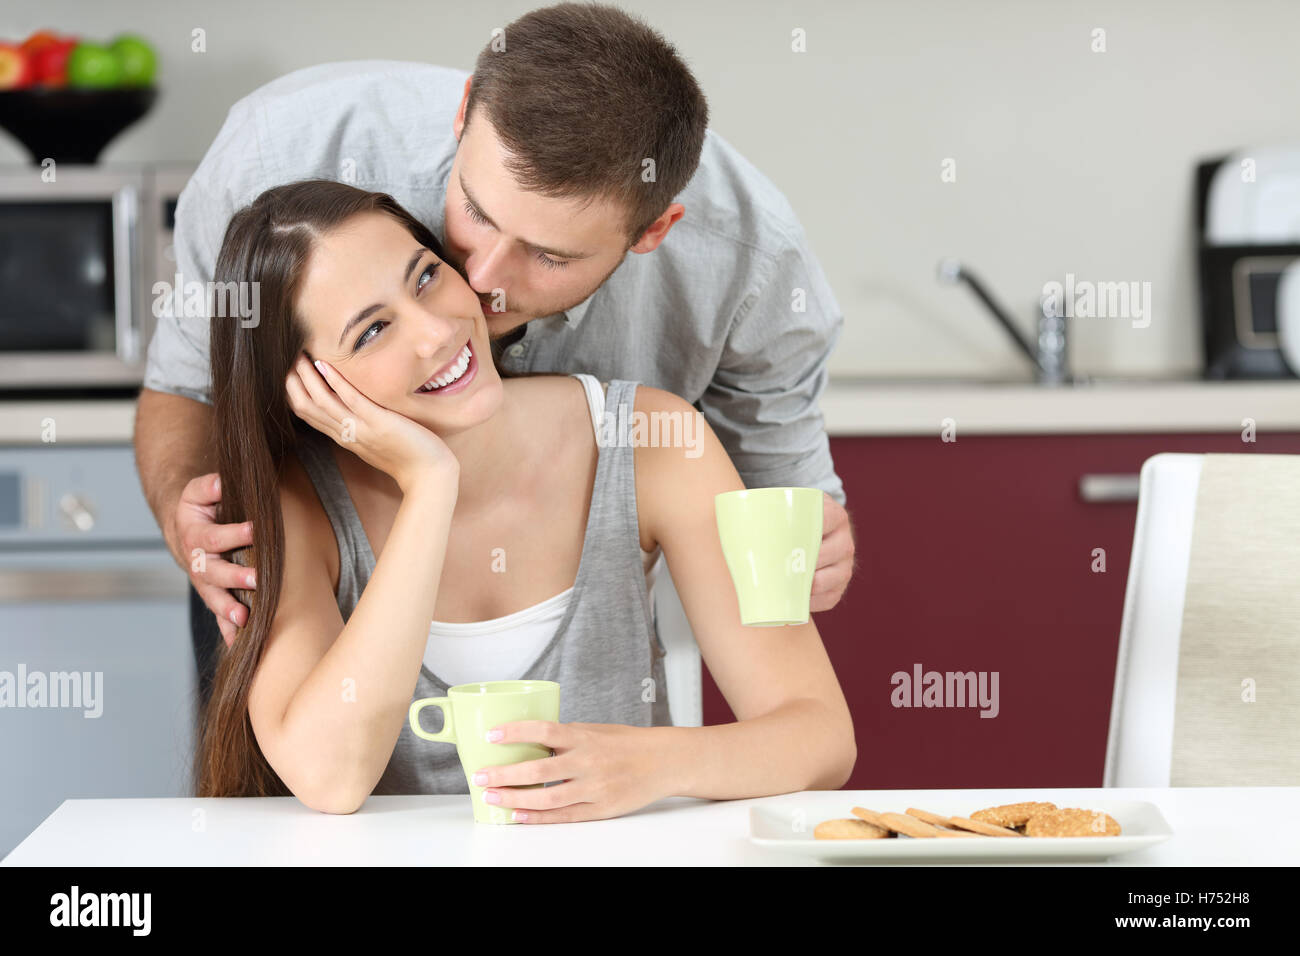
[749, 798, 1173, 863]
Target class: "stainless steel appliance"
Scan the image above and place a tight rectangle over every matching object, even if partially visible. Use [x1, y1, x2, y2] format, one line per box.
[0, 443, 194, 860]
[0, 162, 194, 393]
[148, 163, 192, 312]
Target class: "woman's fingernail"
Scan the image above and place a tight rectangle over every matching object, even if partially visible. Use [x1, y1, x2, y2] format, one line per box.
[483, 790, 501, 805]
[472, 772, 488, 786]
[314, 360, 326, 375]
[245, 572, 256, 588]
[512, 811, 528, 822]
[229, 608, 240, 624]
[486, 729, 504, 742]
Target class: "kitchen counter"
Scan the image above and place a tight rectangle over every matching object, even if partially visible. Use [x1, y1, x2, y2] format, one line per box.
[4, 379, 1300, 444]
[4, 787, 1296, 865]
[819, 378, 1300, 436]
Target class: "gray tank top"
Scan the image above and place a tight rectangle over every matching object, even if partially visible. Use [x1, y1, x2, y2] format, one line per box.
[292, 375, 672, 794]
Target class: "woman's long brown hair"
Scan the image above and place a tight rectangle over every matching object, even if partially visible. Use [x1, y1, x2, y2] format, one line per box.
[195, 179, 447, 797]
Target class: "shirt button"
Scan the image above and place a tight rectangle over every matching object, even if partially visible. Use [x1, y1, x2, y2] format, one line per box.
[507, 342, 527, 358]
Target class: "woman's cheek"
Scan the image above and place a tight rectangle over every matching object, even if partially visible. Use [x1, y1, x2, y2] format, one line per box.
[360, 369, 400, 409]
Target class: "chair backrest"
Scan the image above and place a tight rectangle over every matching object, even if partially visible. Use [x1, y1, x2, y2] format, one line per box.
[651, 555, 703, 727]
[1104, 453, 1203, 787]
[1107, 452, 1300, 787]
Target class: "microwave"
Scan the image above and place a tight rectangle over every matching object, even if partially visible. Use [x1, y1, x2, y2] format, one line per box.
[0, 161, 195, 395]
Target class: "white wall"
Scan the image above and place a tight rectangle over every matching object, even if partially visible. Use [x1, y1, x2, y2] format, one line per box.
[8, 0, 1299, 380]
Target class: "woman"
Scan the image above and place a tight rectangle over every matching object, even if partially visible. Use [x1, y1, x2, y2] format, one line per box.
[197, 178, 854, 822]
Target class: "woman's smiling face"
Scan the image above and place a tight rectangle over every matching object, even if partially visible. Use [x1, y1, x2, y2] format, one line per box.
[294, 211, 504, 435]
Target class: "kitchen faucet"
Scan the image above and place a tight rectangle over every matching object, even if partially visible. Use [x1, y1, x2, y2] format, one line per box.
[937, 258, 1070, 384]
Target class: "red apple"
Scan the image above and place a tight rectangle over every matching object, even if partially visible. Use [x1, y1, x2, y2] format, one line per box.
[0, 44, 36, 89]
[32, 38, 77, 87]
[19, 30, 62, 56]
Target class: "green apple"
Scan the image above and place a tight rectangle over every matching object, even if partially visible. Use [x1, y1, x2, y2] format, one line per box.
[109, 34, 156, 86]
[66, 43, 123, 88]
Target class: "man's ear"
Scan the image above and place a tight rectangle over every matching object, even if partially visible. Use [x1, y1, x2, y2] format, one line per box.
[630, 203, 685, 254]
[453, 77, 472, 141]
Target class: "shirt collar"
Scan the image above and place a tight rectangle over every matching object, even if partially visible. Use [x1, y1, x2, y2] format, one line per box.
[561, 287, 597, 328]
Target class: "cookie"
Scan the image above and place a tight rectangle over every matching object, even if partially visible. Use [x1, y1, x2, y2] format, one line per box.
[944, 815, 1025, 837]
[903, 808, 984, 836]
[905, 807, 956, 828]
[851, 806, 942, 837]
[1024, 808, 1121, 837]
[879, 812, 949, 838]
[933, 826, 981, 838]
[850, 806, 892, 829]
[970, 802, 1058, 828]
[814, 818, 892, 840]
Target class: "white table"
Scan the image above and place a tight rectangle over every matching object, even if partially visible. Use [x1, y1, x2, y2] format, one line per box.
[4, 787, 1296, 866]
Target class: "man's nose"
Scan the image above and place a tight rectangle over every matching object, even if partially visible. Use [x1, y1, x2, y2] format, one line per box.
[465, 235, 514, 295]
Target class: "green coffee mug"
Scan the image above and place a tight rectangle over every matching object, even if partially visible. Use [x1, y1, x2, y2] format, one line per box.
[408, 679, 560, 824]
[715, 487, 824, 626]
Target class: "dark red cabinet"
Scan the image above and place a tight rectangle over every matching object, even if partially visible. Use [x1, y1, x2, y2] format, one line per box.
[701, 431, 1300, 788]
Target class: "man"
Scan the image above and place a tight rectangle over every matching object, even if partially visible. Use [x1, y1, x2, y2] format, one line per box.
[135, 3, 856, 710]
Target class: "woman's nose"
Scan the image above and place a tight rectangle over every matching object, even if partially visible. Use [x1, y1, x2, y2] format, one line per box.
[403, 308, 461, 359]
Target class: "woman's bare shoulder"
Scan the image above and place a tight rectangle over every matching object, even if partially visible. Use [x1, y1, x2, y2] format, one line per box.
[506, 371, 596, 397]
[505, 372, 603, 431]
[630, 385, 742, 550]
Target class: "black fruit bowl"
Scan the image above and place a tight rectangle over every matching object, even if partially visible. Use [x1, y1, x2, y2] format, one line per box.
[0, 87, 158, 165]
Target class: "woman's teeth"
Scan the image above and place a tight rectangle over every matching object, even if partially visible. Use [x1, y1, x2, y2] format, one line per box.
[417, 345, 471, 392]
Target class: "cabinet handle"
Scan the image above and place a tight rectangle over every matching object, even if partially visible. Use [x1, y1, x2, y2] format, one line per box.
[1078, 473, 1140, 502]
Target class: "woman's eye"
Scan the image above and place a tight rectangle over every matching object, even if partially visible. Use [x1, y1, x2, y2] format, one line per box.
[354, 321, 384, 351]
[352, 262, 440, 352]
[417, 262, 439, 292]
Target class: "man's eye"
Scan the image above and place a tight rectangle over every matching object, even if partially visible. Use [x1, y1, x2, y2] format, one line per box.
[462, 199, 489, 226]
[535, 252, 569, 270]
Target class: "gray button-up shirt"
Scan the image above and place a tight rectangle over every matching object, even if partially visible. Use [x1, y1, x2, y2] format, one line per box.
[144, 60, 845, 503]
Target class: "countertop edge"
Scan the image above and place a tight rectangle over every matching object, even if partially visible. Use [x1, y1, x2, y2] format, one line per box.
[4, 381, 1300, 443]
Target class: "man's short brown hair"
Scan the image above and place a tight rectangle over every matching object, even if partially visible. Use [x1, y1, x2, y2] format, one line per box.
[465, 2, 709, 246]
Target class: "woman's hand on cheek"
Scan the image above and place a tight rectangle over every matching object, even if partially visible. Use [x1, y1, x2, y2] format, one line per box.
[284, 352, 459, 494]
[471, 721, 674, 824]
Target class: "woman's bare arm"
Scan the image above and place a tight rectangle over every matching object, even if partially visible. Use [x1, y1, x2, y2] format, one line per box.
[633, 386, 857, 798]
[246, 454, 457, 812]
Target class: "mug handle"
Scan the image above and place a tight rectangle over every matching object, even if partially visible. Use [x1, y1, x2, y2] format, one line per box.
[409, 697, 455, 742]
